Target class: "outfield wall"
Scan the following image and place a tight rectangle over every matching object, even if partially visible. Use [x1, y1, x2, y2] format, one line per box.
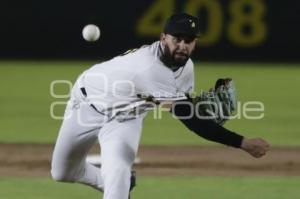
[1, 0, 299, 61]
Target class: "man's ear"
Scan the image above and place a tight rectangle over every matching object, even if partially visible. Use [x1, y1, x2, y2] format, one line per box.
[160, 33, 166, 45]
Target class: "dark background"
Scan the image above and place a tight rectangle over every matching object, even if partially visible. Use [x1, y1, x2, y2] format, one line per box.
[1, 0, 299, 61]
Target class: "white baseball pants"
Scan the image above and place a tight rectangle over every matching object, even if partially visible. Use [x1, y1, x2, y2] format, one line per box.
[51, 84, 143, 199]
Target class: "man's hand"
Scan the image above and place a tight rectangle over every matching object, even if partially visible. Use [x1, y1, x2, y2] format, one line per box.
[241, 138, 270, 158]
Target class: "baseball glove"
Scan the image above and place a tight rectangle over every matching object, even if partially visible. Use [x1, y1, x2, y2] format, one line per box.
[194, 78, 237, 125]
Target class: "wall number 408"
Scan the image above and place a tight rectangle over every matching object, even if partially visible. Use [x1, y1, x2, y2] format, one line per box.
[136, 0, 267, 47]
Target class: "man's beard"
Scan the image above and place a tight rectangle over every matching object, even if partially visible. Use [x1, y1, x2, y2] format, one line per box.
[160, 45, 189, 71]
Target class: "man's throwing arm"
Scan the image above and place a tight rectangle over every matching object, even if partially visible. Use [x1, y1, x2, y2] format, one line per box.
[170, 98, 244, 148]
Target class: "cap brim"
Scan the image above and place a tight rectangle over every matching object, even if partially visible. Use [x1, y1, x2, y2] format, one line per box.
[167, 32, 200, 38]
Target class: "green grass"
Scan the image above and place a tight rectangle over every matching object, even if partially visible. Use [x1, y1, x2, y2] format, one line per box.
[0, 61, 93, 143]
[0, 176, 299, 199]
[0, 61, 299, 145]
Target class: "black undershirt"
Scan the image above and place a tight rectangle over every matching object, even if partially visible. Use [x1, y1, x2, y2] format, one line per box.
[171, 99, 244, 148]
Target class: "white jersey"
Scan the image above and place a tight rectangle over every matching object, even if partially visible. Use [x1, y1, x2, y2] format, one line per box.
[76, 41, 194, 119]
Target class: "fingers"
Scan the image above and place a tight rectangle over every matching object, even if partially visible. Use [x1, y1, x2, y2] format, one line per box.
[252, 149, 267, 158]
[241, 137, 270, 158]
[251, 138, 270, 158]
[257, 138, 270, 151]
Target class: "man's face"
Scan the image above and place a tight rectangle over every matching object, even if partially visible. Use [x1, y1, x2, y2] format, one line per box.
[160, 33, 197, 68]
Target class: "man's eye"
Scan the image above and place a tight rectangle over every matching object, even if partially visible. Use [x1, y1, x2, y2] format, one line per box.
[174, 38, 181, 43]
[184, 38, 193, 44]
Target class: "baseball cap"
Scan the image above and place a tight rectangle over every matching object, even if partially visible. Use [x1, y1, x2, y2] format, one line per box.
[163, 13, 200, 38]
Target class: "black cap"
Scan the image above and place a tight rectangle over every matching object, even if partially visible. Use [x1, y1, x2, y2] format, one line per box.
[163, 13, 200, 37]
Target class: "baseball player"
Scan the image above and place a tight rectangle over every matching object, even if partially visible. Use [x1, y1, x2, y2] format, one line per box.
[51, 13, 269, 199]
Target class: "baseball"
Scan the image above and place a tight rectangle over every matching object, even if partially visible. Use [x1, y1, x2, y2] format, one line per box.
[82, 24, 100, 42]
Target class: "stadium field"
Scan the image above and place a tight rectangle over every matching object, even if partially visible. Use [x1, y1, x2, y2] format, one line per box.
[0, 176, 299, 199]
[0, 61, 299, 199]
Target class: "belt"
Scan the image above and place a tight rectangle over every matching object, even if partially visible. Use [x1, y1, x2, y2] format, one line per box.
[80, 87, 106, 116]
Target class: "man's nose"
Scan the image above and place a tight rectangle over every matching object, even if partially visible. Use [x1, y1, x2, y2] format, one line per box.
[178, 40, 187, 51]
